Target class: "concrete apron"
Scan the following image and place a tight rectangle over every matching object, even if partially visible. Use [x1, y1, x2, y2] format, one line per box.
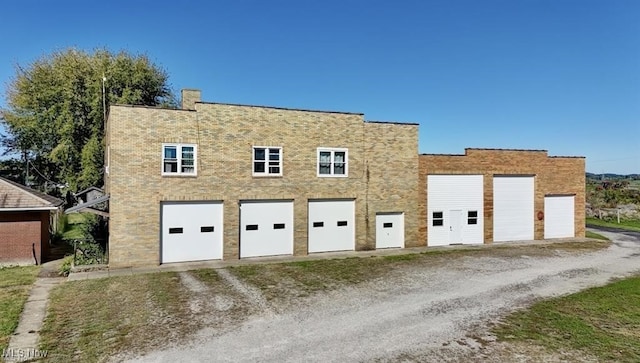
[7, 277, 63, 358]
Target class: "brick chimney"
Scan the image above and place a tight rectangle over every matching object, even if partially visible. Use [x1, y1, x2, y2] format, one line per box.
[181, 89, 201, 110]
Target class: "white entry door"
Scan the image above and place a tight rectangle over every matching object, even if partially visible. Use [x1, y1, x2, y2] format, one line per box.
[448, 209, 463, 243]
[240, 200, 294, 258]
[308, 200, 355, 253]
[161, 202, 223, 263]
[375, 213, 404, 249]
[544, 195, 575, 238]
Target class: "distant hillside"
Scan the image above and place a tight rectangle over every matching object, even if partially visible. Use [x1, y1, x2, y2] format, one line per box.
[586, 173, 640, 180]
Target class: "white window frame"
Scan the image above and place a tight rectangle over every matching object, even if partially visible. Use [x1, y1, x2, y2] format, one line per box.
[161, 143, 197, 176]
[317, 148, 348, 177]
[252, 146, 283, 177]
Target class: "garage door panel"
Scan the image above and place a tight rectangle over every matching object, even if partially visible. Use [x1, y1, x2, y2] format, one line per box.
[493, 176, 534, 242]
[544, 196, 575, 238]
[427, 175, 484, 246]
[308, 200, 355, 253]
[240, 201, 293, 258]
[161, 202, 223, 264]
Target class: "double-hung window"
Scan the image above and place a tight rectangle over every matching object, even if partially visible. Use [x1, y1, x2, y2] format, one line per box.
[162, 143, 197, 176]
[253, 147, 282, 176]
[317, 148, 348, 177]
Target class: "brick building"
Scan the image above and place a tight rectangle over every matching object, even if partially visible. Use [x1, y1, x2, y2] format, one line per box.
[419, 149, 585, 246]
[0, 177, 63, 265]
[105, 89, 585, 267]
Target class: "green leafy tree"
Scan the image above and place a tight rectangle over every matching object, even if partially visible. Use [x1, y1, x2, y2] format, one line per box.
[1, 48, 175, 190]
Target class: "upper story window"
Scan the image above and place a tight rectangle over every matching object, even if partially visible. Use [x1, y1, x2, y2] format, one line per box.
[162, 143, 197, 176]
[317, 148, 348, 177]
[253, 147, 282, 176]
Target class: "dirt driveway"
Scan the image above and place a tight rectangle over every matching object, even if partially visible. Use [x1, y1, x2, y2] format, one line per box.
[126, 229, 640, 362]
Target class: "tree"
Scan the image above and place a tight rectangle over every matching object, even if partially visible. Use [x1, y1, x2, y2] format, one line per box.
[0, 48, 176, 190]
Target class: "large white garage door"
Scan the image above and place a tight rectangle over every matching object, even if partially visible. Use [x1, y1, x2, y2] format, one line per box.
[308, 200, 355, 253]
[544, 195, 575, 238]
[493, 176, 534, 242]
[375, 212, 404, 249]
[427, 175, 484, 246]
[240, 200, 293, 258]
[161, 201, 223, 264]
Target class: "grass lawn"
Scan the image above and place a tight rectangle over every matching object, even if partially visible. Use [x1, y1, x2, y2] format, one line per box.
[0, 266, 40, 353]
[585, 230, 610, 240]
[494, 275, 640, 362]
[39, 272, 198, 363]
[61, 213, 90, 241]
[586, 217, 640, 232]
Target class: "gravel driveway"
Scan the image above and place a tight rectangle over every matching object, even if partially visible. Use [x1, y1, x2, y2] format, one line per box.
[127, 229, 640, 363]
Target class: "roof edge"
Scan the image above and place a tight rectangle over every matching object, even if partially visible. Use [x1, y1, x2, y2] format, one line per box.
[196, 101, 364, 115]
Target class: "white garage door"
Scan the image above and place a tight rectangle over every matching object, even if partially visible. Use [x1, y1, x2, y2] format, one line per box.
[493, 176, 534, 242]
[240, 200, 293, 258]
[161, 202, 223, 264]
[308, 200, 355, 253]
[376, 213, 404, 249]
[427, 175, 484, 246]
[544, 195, 575, 238]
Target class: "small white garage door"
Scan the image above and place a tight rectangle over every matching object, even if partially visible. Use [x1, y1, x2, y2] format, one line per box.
[427, 175, 484, 246]
[493, 176, 534, 242]
[308, 200, 355, 253]
[161, 201, 223, 264]
[544, 195, 575, 238]
[375, 213, 404, 249]
[240, 200, 293, 258]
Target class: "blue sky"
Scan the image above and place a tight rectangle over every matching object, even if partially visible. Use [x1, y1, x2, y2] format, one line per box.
[1, 0, 638, 173]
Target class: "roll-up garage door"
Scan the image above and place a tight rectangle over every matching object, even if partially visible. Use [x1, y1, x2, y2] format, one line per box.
[493, 176, 534, 242]
[427, 175, 484, 246]
[240, 200, 294, 258]
[161, 201, 223, 263]
[544, 195, 575, 238]
[308, 200, 355, 253]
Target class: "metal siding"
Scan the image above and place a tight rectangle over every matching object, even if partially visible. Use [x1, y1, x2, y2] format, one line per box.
[375, 213, 404, 249]
[240, 201, 294, 258]
[427, 175, 484, 246]
[544, 196, 575, 238]
[308, 200, 355, 253]
[161, 202, 223, 263]
[493, 176, 535, 241]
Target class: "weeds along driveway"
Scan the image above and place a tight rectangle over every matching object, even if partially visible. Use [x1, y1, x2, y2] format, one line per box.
[124, 231, 640, 363]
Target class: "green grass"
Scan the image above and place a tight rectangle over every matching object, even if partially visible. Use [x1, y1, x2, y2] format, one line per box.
[585, 230, 610, 241]
[494, 276, 640, 362]
[39, 273, 195, 362]
[39, 270, 254, 362]
[0, 266, 40, 353]
[61, 213, 91, 241]
[586, 217, 640, 232]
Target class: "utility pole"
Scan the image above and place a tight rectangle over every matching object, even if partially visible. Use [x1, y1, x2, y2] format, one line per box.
[102, 74, 107, 126]
[24, 152, 29, 186]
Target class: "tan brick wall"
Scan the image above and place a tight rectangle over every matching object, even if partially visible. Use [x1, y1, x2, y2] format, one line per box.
[365, 122, 419, 248]
[418, 149, 585, 246]
[107, 103, 419, 267]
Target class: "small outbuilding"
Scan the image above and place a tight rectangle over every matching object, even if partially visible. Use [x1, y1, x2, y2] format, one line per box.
[0, 177, 63, 265]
